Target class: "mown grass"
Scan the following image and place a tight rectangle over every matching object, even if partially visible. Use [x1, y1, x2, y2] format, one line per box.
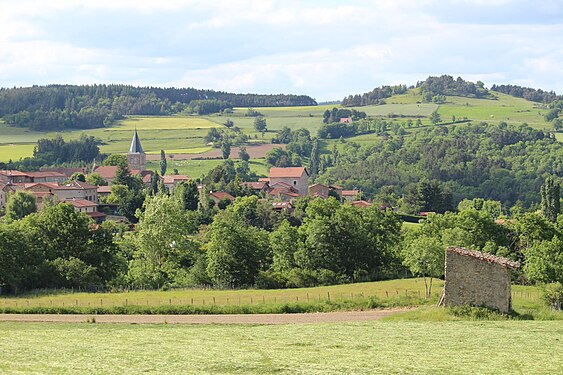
[0, 320, 561, 374]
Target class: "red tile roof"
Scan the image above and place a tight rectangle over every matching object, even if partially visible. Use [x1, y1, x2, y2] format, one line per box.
[241, 181, 269, 190]
[351, 200, 372, 208]
[340, 117, 352, 124]
[258, 177, 270, 182]
[26, 171, 67, 178]
[97, 186, 112, 194]
[269, 167, 308, 178]
[210, 191, 235, 201]
[447, 247, 520, 270]
[64, 199, 98, 208]
[272, 202, 293, 209]
[342, 189, 359, 196]
[162, 175, 190, 184]
[93, 166, 118, 180]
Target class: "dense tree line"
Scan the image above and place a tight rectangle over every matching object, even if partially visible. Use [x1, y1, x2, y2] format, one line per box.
[417, 75, 491, 99]
[322, 107, 366, 123]
[184, 99, 232, 115]
[319, 122, 558, 210]
[491, 84, 561, 104]
[342, 85, 407, 106]
[2, 159, 561, 293]
[0, 84, 317, 130]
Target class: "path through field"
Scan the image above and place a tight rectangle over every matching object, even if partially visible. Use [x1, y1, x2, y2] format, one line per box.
[0, 308, 410, 324]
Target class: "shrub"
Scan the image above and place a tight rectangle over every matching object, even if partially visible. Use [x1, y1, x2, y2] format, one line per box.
[542, 282, 563, 311]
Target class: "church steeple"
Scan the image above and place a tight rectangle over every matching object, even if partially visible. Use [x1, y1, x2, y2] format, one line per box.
[127, 129, 146, 171]
[129, 129, 144, 153]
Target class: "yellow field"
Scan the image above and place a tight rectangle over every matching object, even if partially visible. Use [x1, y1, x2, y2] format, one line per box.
[0, 143, 35, 161]
[107, 116, 221, 131]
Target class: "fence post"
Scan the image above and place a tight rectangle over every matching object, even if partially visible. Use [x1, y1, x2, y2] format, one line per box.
[100, 298, 103, 307]
[213, 297, 216, 305]
[385, 291, 389, 298]
[307, 293, 309, 302]
[327, 292, 330, 302]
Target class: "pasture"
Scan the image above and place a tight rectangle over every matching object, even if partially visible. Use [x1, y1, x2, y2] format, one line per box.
[0, 320, 561, 374]
[0, 90, 554, 167]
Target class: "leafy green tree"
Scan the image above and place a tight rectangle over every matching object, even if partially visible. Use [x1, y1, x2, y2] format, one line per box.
[296, 199, 401, 281]
[523, 236, 563, 284]
[102, 154, 127, 167]
[541, 176, 560, 222]
[206, 210, 270, 287]
[253, 116, 267, 132]
[401, 236, 444, 297]
[130, 194, 199, 288]
[0, 221, 41, 293]
[238, 146, 250, 162]
[86, 172, 107, 186]
[429, 110, 441, 125]
[175, 180, 199, 211]
[221, 137, 231, 160]
[68, 172, 86, 182]
[5, 191, 37, 221]
[270, 220, 299, 272]
[308, 138, 320, 177]
[160, 150, 167, 176]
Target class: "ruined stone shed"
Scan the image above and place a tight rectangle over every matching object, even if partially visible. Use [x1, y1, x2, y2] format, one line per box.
[443, 247, 520, 313]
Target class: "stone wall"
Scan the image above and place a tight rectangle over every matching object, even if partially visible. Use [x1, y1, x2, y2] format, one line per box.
[444, 248, 513, 313]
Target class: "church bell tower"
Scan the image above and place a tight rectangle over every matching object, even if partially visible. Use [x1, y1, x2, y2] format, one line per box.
[127, 129, 146, 171]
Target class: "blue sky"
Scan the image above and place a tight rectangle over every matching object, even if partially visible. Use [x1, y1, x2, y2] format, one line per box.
[1, 0, 562, 101]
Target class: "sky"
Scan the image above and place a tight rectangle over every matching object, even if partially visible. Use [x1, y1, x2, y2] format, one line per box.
[1, 0, 562, 101]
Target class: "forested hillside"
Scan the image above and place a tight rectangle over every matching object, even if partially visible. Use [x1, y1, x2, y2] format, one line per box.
[320, 122, 559, 209]
[0, 85, 317, 130]
[491, 84, 561, 104]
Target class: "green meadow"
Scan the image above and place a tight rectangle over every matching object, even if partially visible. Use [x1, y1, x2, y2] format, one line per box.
[0, 91, 553, 178]
[0, 320, 561, 374]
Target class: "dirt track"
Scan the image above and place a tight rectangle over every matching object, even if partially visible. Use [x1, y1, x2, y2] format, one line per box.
[0, 308, 409, 324]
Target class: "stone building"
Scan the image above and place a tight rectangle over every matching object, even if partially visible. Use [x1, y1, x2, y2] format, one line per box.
[268, 167, 309, 196]
[443, 246, 520, 313]
[127, 129, 146, 171]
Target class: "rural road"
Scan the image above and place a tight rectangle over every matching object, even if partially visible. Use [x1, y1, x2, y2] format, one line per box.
[0, 308, 409, 324]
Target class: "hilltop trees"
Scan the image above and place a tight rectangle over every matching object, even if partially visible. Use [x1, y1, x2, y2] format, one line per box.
[160, 150, 167, 176]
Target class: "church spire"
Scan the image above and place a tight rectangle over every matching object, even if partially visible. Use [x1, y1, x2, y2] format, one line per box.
[129, 128, 144, 154]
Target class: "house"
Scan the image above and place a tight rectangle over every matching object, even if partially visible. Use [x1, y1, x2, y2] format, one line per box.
[340, 117, 352, 124]
[209, 191, 235, 205]
[351, 200, 372, 208]
[25, 171, 67, 184]
[268, 167, 309, 196]
[241, 181, 271, 195]
[15, 181, 98, 205]
[40, 167, 88, 178]
[442, 246, 520, 313]
[97, 185, 112, 200]
[65, 198, 98, 213]
[162, 175, 190, 194]
[0, 170, 33, 183]
[341, 189, 360, 201]
[0, 170, 67, 184]
[272, 201, 294, 212]
[309, 183, 330, 199]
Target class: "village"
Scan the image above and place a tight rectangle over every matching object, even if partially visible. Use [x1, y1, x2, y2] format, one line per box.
[0, 130, 370, 223]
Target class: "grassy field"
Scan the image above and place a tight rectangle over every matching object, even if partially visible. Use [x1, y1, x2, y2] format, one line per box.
[0, 320, 561, 374]
[0, 91, 553, 166]
[0, 278, 440, 310]
[0, 279, 549, 318]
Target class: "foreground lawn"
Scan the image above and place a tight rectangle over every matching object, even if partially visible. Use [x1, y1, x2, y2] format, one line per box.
[0, 321, 561, 374]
